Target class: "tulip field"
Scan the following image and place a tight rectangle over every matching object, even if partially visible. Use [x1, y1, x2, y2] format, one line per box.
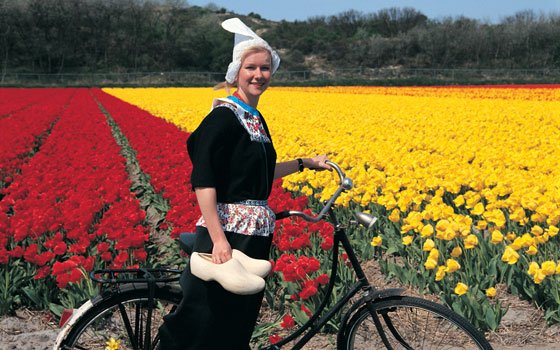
[1, 86, 560, 336]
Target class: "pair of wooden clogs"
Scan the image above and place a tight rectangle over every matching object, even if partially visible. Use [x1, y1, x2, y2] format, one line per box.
[190, 250, 272, 295]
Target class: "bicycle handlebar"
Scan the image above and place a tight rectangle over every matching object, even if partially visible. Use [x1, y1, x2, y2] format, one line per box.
[276, 160, 353, 222]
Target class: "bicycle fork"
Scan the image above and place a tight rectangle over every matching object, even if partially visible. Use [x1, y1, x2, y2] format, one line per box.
[334, 213, 413, 350]
[366, 301, 415, 350]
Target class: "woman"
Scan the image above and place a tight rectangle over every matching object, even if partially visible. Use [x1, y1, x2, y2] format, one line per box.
[158, 18, 330, 350]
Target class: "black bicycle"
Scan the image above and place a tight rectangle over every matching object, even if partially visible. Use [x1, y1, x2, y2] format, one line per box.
[54, 161, 492, 350]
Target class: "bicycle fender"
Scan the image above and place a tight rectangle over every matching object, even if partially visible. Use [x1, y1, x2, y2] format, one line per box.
[337, 288, 406, 350]
[369, 288, 406, 301]
[52, 299, 95, 350]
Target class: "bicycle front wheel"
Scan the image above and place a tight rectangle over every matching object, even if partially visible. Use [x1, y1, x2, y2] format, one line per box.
[59, 285, 182, 350]
[341, 296, 492, 350]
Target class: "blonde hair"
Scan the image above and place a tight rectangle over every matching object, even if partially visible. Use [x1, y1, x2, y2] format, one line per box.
[214, 46, 272, 92]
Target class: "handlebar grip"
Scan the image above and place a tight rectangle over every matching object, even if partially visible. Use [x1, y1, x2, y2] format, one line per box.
[275, 211, 291, 220]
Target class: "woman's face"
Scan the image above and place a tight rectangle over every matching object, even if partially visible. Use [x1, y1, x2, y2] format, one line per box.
[236, 50, 272, 105]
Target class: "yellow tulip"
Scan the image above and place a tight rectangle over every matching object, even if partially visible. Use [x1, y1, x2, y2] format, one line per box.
[527, 261, 540, 276]
[422, 239, 435, 251]
[526, 245, 538, 255]
[450, 246, 462, 258]
[301, 186, 313, 196]
[541, 261, 556, 276]
[420, 224, 434, 238]
[520, 233, 534, 248]
[510, 237, 523, 250]
[547, 225, 559, 237]
[435, 266, 446, 281]
[490, 230, 504, 244]
[453, 195, 465, 207]
[476, 220, 488, 230]
[402, 236, 413, 246]
[486, 287, 497, 298]
[471, 202, 485, 215]
[533, 269, 546, 284]
[531, 225, 544, 236]
[436, 220, 449, 232]
[428, 248, 439, 260]
[464, 234, 479, 249]
[454, 282, 469, 296]
[501, 246, 520, 264]
[388, 209, 401, 223]
[445, 259, 461, 273]
[371, 236, 383, 247]
[424, 258, 438, 270]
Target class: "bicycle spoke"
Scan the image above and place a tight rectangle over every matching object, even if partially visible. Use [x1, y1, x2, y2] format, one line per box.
[135, 302, 143, 350]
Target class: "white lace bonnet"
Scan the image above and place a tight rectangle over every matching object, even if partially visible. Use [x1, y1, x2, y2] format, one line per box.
[221, 18, 281, 84]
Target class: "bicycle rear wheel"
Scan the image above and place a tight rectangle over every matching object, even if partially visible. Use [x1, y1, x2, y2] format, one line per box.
[59, 285, 182, 350]
[341, 296, 492, 350]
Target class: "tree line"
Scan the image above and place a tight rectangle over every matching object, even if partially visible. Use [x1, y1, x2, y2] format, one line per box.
[1, 0, 559, 75]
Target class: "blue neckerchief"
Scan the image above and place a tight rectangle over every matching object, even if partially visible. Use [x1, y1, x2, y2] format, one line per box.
[227, 95, 260, 117]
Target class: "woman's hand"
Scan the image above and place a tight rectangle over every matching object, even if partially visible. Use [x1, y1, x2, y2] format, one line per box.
[194, 187, 232, 264]
[304, 155, 332, 171]
[212, 238, 232, 264]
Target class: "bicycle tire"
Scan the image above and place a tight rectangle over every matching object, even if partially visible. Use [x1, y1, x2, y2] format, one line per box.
[340, 296, 492, 350]
[58, 284, 182, 350]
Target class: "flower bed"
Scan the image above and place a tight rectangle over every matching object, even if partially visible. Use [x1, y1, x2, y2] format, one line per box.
[0, 89, 149, 314]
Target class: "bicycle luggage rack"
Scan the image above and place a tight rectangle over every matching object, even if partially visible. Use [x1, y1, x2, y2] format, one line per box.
[90, 268, 182, 285]
[89, 268, 183, 350]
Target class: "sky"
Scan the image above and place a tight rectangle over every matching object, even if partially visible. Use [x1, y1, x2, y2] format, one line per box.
[186, 0, 560, 23]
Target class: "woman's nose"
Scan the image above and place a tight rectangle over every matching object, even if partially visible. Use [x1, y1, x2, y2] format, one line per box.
[254, 68, 263, 78]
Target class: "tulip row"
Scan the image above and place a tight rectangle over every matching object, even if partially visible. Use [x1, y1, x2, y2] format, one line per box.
[0, 89, 150, 312]
[91, 89, 200, 237]
[104, 86, 560, 328]
[0, 88, 63, 117]
[0, 89, 74, 189]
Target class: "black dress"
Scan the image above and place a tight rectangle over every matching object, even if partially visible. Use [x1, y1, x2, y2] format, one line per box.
[158, 97, 277, 350]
